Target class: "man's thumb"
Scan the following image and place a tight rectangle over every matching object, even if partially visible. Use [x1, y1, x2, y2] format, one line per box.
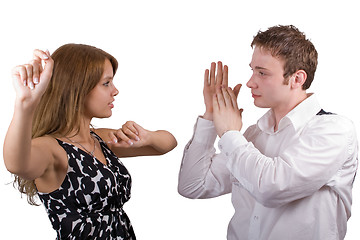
[234, 83, 242, 98]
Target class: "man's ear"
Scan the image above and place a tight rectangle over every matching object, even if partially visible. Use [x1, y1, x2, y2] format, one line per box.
[290, 70, 307, 89]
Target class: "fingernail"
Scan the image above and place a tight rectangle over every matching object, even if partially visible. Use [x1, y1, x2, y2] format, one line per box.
[34, 78, 39, 84]
[29, 82, 34, 89]
[43, 54, 49, 59]
[128, 140, 133, 145]
[23, 80, 27, 86]
[113, 138, 118, 143]
[135, 136, 140, 141]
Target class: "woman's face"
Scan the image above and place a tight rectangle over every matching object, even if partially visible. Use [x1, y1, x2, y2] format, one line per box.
[83, 59, 119, 119]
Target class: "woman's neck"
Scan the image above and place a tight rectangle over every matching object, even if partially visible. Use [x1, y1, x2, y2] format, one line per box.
[66, 117, 93, 142]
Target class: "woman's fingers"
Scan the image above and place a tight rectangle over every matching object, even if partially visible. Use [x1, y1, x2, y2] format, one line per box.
[28, 56, 43, 87]
[122, 127, 140, 141]
[12, 65, 27, 87]
[109, 130, 133, 146]
[24, 64, 35, 89]
[108, 122, 143, 147]
[33, 49, 49, 62]
[13, 49, 52, 90]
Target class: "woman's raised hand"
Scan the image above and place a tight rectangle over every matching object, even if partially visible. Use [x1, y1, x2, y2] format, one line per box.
[12, 49, 54, 107]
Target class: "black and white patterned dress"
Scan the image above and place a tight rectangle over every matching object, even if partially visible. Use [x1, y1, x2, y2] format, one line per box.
[38, 132, 136, 240]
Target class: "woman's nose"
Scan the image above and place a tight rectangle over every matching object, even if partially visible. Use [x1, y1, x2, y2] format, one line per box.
[113, 85, 119, 96]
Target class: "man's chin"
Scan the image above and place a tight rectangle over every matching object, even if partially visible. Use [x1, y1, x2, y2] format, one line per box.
[253, 101, 268, 109]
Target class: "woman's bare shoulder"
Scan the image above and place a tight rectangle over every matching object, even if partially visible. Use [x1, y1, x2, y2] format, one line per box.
[32, 135, 66, 159]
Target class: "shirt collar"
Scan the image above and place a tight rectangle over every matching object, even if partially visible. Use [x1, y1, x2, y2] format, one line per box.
[257, 93, 322, 134]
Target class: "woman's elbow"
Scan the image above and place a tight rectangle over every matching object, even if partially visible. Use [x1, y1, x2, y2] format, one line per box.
[158, 133, 177, 155]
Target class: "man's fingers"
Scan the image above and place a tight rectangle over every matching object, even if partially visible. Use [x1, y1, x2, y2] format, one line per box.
[215, 61, 223, 87]
[209, 62, 216, 86]
[204, 69, 210, 86]
[221, 87, 233, 107]
[215, 87, 226, 109]
[223, 65, 228, 87]
[212, 93, 220, 113]
[227, 87, 239, 109]
[233, 83, 242, 98]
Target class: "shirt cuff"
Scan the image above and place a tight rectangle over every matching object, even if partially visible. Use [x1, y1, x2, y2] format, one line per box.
[192, 116, 218, 146]
[218, 130, 248, 156]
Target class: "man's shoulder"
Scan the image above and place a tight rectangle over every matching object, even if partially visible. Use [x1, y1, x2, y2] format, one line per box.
[307, 110, 356, 136]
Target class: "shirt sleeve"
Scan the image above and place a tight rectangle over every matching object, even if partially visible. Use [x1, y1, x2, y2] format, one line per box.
[219, 115, 358, 208]
[178, 117, 232, 199]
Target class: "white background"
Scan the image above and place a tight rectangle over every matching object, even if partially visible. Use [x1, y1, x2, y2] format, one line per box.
[0, 0, 359, 239]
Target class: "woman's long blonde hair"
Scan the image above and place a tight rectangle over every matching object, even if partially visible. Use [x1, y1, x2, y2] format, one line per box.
[14, 43, 118, 205]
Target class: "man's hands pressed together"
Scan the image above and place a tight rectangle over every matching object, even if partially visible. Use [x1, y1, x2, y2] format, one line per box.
[203, 61, 228, 121]
[213, 85, 243, 137]
[202, 61, 243, 137]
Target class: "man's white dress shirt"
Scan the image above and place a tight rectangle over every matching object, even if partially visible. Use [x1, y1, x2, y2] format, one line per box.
[178, 94, 358, 240]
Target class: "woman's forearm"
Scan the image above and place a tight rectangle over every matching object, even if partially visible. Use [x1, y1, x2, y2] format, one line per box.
[148, 130, 177, 154]
[3, 101, 35, 175]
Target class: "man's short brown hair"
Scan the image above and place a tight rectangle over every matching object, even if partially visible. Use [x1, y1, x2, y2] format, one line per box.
[251, 25, 318, 90]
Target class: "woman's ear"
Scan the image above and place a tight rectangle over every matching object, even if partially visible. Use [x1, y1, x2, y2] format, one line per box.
[290, 70, 307, 89]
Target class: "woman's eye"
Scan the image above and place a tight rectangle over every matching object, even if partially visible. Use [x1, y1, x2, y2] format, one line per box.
[103, 81, 110, 86]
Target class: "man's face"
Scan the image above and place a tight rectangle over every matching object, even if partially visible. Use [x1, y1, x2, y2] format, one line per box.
[247, 46, 292, 111]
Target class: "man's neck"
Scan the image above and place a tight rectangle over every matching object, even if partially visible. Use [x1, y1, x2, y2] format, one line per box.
[273, 92, 308, 132]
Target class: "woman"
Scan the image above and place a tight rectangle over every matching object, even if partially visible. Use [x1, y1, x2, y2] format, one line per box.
[3, 44, 177, 239]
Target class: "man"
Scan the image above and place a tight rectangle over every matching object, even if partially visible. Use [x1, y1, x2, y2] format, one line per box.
[178, 25, 358, 239]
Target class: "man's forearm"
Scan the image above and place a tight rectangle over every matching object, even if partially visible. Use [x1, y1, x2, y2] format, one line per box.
[178, 117, 232, 199]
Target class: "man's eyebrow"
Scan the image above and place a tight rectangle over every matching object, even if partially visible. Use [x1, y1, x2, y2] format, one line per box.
[249, 63, 267, 70]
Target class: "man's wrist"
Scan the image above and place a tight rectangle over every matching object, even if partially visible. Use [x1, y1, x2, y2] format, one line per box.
[218, 130, 248, 156]
[202, 111, 213, 121]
